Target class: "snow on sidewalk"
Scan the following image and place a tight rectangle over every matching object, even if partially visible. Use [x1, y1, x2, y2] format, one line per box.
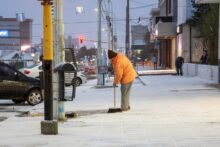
[1, 75, 220, 147]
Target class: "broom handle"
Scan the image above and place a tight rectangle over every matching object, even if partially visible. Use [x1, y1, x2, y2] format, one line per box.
[114, 86, 116, 107]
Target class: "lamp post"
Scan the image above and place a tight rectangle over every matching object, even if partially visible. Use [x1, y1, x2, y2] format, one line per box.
[75, 6, 84, 14]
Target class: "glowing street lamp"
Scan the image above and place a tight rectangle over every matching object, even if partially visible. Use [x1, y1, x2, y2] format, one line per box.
[21, 45, 31, 52]
[31, 53, 36, 57]
[75, 6, 84, 14]
[94, 8, 98, 12]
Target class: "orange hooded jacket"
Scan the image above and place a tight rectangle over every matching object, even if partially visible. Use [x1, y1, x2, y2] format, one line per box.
[111, 53, 137, 84]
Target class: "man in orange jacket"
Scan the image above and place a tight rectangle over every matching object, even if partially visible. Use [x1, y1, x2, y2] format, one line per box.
[108, 50, 137, 111]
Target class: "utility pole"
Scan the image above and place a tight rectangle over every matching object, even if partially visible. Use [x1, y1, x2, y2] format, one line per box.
[105, 0, 111, 68]
[125, 0, 130, 57]
[53, 0, 65, 121]
[39, 0, 58, 135]
[113, 12, 118, 51]
[107, 0, 111, 51]
[97, 0, 104, 85]
[111, 21, 114, 51]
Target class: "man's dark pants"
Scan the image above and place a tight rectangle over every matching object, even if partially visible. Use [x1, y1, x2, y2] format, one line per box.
[176, 65, 183, 76]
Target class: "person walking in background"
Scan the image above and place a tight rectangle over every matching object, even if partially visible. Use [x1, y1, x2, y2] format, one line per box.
[108, 50, 137, 111]
[175, 56, 184, 76]
[152, 54, 158, 70]
[200, 50, 208, 64]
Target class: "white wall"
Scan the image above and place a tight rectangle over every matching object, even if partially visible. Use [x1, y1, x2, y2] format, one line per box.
[183, 63, 218, 83]
[177, 0, 192, 25]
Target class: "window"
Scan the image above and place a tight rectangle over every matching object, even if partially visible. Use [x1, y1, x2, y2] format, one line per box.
[0, 64, 16, 80]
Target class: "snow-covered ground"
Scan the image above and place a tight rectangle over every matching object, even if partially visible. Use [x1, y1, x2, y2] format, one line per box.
[1, 75, 220, 147]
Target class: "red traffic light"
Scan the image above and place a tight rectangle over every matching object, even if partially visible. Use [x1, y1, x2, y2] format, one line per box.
[79, 36, 85, 44]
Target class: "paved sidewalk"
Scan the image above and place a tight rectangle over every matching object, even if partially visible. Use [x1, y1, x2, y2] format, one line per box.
[1, 75, 220, 147]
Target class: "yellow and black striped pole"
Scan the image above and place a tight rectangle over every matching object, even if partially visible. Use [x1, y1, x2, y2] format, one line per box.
[39, 0, 58, 135]
[41, 0, 53, 121]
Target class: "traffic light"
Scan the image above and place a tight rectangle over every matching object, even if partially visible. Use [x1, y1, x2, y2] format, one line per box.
[79, 36, 85, 44]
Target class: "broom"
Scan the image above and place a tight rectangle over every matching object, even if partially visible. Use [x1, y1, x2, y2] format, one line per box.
[108, 86, 122, 113]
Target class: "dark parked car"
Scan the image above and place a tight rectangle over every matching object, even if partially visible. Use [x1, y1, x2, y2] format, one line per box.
[0, 62, 42, 106]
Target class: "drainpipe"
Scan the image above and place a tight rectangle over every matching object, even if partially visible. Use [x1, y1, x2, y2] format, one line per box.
[189, 23, 192, 63]
[218, 3, 220, 83]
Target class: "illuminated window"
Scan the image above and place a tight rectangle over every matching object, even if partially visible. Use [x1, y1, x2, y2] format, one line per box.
[0, 30, 8, 37]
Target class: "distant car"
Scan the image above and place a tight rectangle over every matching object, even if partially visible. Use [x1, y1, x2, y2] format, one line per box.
[0, 62, 43, 106]
[19, 63, 42, 78]
[84, 66, 96, 74]
[20, 63, 87, 87]
[65, 71, 87, 87]
[75, 71, 87, 86]
[76, 63, 85, 71]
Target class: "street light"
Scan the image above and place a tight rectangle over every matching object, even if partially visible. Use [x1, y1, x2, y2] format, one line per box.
[21, 45, 31, 52]
[94, 8, 98, 12]
[75, 6, 84, 14]
[31, 53, 36, 57]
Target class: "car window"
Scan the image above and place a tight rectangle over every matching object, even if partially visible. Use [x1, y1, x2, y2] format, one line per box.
[0, 65, 16, 80]
[7, 67, 16, 77]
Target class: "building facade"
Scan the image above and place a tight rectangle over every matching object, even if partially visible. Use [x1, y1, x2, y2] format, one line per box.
[150, 0, 177, 69]
[0, 16, 33, 58]
[177, 0, 204, 63]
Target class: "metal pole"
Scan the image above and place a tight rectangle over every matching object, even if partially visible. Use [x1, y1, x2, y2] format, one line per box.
[40, 0, 58, 135]
[106, 0, 111, 68]
[53, 0, 66, 121]
[125, 0, 130, 57]
[111, 23, 114, 51]
[218, 3, 220, 83]
[42, 0, 53, 121]
[97, 0, 104, 85]
[98, 0, 102, 65]
[107, 0, 114, 51]
[113, 14, 118, 51]
[107, 0, 111, 50]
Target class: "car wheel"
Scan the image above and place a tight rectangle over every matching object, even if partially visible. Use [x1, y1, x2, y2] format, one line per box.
[73, 77, 82, 87]
[12, 99, 25, 104]
[27, 89, 42, 106]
